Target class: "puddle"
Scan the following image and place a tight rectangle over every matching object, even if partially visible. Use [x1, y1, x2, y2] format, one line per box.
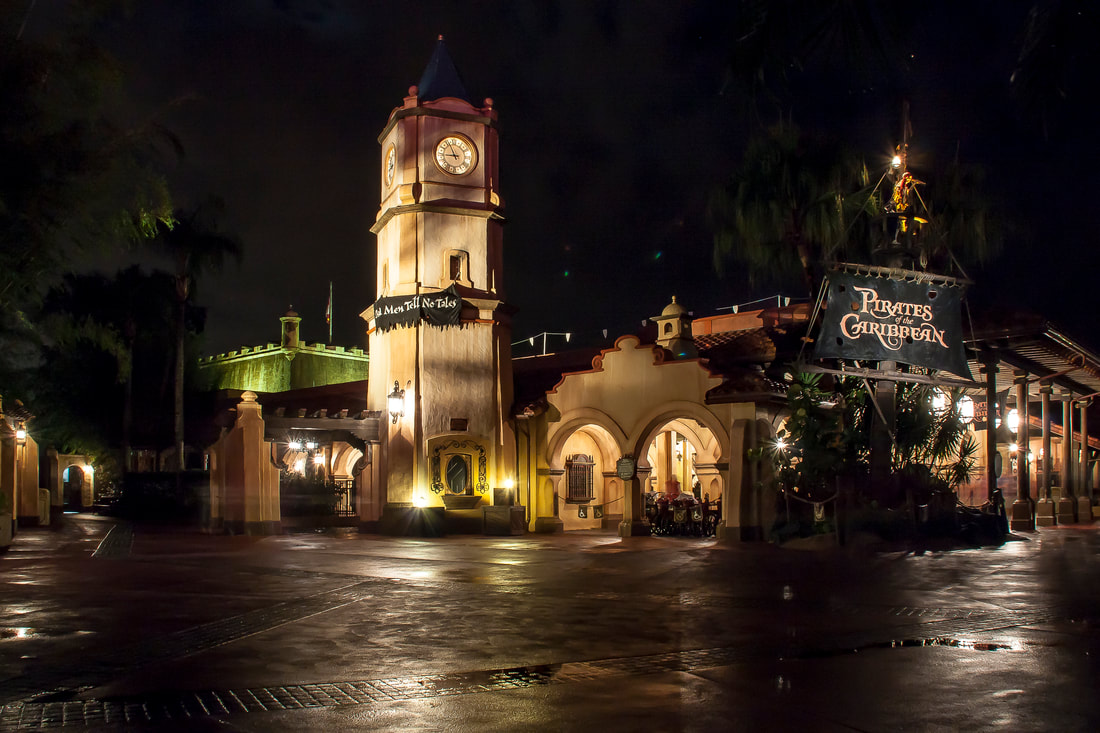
[0, 628, 33, 640]
[792, 637, 1023, 659]
[874, 638, 1023, 651]
[0, 628, 95, 641]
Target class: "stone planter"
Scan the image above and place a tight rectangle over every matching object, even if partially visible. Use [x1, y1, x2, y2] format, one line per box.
[442, 494, 483, 510]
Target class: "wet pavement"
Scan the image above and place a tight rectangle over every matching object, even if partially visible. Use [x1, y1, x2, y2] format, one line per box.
[1, 516, 1098, 731]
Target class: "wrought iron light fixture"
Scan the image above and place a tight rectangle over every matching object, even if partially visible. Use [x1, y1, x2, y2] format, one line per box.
[388, 381, 406, 424]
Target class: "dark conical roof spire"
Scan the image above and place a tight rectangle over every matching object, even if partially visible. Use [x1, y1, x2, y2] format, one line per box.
[417, 35, 471, 103]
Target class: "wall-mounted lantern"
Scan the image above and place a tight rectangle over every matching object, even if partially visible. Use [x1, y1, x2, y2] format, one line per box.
[957, 395, 975, 424]
[388, 381, 406, 424]
[931, 388, 950, 416]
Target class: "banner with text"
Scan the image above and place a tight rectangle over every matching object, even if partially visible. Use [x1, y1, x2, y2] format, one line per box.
[373, 285, 462, 332]
[813, 271, 972, 378]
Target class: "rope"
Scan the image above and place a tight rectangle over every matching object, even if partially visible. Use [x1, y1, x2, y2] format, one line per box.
[779, 488, 838, 505]
[824, 169, 891, 265]
[556, 494, 624, 509]
[853, 360, 899, 445]
[797, 275, 830, 364]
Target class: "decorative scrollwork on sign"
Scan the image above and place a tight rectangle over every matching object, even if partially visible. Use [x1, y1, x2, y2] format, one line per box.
[430, 440, 488, 495]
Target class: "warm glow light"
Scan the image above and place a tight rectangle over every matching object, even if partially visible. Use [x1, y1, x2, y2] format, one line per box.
[1006, 409, 1020, 433]
[388, 380, 406, 424]
[294, 459, 305, 473]
[288, 440, 302, 450]
[776, 439, 788, 451]
[305, 441, 317, 451]
[312, 454, 324, 465]
[503, 478, 515, 490]
[15, 428, 27, 442]
[957, 395, 975, 424]
[85, 465, 94, 474]
[1009, 443, 1018, 454]
[413, 495, 428, 508]
[931, 389, 949, 415]
[891, 155, 902, 168]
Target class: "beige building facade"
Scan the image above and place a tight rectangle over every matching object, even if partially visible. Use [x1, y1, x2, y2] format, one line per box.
[204, 40, 1099, 540]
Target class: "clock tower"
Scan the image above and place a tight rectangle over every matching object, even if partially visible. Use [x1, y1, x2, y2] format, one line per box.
[365, 38, 514, 527]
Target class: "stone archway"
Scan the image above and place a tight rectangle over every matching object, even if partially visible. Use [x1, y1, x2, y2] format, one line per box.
[546, 409, 628, 532]
[631, 402, 729, 487]
[628, 403, 729, 538]
[640, 417, 725, 500]
[61, 465, 87, 510]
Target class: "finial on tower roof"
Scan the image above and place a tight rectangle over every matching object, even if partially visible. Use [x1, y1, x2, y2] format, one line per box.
[417, 35, 471, 103]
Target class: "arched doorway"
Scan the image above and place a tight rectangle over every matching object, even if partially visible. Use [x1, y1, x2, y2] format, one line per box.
[331, 445, 365, 517]
[546, 413, 627, 532]
[62, 466, 86, 511]
[635, 414, 725, 537]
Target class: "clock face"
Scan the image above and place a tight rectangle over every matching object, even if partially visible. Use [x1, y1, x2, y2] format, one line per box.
[385, 144, 396, 186]
[434, 135, 476, 175]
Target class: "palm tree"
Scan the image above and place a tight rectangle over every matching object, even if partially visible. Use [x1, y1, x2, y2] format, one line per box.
[154, 201, 240, 472]
[1011, 0, 1099, 139]
[33, 268, 178, 466]
[722, 1, 909, 126]
[708, 124, 872, 297]
[921, 159, 1002, 273]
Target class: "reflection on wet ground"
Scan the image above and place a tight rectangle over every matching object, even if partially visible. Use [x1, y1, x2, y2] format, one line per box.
[0, 517, 1097, 730]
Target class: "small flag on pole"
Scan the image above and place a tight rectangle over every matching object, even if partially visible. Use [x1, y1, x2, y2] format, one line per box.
[326, 282, 333, 342]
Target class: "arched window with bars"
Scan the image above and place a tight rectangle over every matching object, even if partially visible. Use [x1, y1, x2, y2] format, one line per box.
[565, 453, 595, 503]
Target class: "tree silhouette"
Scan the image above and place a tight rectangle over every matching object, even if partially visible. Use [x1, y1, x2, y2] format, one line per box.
[709, 124, 873, 296]
[153, 201, 240, 471]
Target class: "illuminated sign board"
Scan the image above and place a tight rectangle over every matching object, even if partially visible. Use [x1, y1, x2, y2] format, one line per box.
[813, 271, 971, 378]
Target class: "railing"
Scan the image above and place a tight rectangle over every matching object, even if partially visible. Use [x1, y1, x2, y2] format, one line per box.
[333, 478, 356, 517]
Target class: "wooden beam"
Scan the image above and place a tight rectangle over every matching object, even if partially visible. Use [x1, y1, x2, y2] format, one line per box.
[799, 363, 982, 390]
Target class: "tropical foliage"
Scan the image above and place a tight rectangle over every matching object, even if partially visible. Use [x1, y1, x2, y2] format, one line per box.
[708, 124, 876, 296]
[6, 268, 210, 464]
[764, 371, 978, 509]
[0, 4, 176, 323]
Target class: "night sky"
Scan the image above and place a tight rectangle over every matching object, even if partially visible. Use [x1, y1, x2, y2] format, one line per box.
[24, 1, 1100, 355]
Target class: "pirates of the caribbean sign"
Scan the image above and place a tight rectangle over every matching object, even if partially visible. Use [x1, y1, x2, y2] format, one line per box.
[813, 271, 971, 378]
[373, 285, 462, 332]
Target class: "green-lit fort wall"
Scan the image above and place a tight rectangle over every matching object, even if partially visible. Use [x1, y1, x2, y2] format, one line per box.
[200, 343, 369, 393]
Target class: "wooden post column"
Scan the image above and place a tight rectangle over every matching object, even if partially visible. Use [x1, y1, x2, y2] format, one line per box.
[1036, 385, 1055, 526]
[1057, 392, 1077, 524]
[1009, 373, 1035, 531]
[980, 355, 998, 502]
[1078, 400, 1094, 524]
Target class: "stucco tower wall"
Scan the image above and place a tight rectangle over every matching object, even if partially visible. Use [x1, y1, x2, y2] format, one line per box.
[367, 325, 418, 504]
